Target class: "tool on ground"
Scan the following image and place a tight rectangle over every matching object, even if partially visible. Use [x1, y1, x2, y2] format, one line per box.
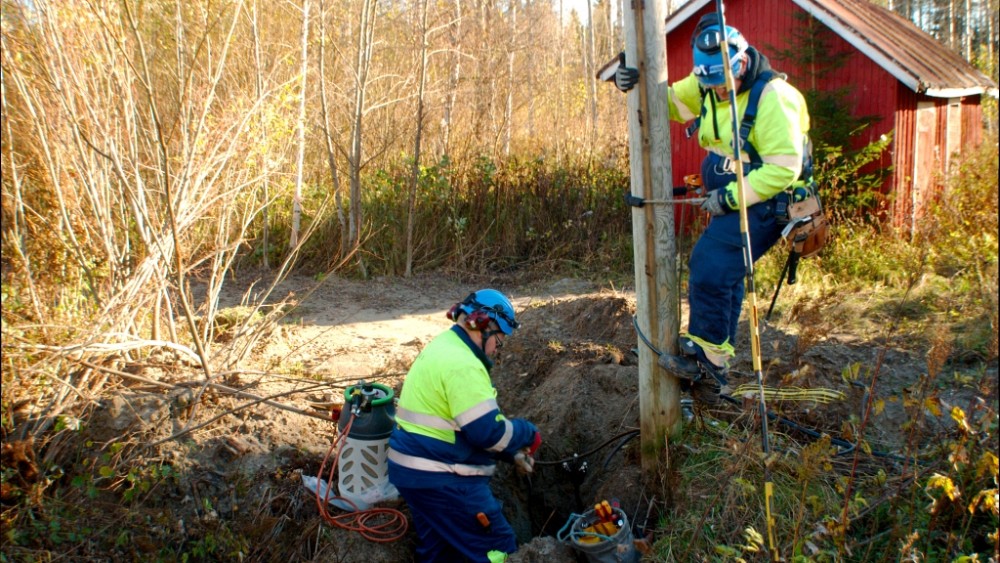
[310, 381, 408, 542]
[713, 0, 778, 558]
[558, 501, 639, 562]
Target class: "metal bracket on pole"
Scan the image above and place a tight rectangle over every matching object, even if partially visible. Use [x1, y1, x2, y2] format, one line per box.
[625, 194, 707, 207]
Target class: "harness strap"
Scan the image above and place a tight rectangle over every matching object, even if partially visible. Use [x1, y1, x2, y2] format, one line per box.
[738, 69, 779, 164]
[686, 70, 779, 160]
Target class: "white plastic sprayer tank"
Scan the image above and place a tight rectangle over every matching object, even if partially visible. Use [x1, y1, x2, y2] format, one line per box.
[333, 382, 398, 511]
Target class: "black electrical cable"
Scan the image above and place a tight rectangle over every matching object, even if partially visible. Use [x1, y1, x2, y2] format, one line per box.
[602, 431, 641, 470]
[632, 315, 665, 357]
[535, 429, 641, 466]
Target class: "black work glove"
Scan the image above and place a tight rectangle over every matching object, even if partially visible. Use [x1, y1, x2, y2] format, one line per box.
[614, 52, 639, 92]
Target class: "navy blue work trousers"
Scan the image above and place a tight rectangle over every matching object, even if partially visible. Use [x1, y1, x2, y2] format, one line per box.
[689, 154, 783, 349]
[395, 481, 516, 562]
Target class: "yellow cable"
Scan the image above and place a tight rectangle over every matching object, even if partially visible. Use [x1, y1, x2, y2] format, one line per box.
[730, 385, 845, 403]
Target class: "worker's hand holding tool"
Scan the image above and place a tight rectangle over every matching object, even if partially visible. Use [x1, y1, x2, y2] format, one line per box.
[513, 431, 542, 475]
[700, 189, 730, 216]
[513, 450, 534, 474]
[614, 52, 639, 92]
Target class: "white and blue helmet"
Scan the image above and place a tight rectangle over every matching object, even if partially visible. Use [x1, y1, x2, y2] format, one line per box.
[692, 24, 748, 88]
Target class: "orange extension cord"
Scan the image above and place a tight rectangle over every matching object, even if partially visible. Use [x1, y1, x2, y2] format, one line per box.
[314, 413, 409, 542]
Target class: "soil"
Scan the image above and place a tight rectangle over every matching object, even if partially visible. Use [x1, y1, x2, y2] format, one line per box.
[15, 272, 995, 562]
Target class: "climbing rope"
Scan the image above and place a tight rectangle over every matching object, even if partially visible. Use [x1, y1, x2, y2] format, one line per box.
[313, 413, 409, 543]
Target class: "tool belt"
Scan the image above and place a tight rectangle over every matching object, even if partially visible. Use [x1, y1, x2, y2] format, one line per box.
[779, 184, 829, 258]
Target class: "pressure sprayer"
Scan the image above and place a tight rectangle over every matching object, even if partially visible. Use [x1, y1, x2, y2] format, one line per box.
[331, 381, 398, 511]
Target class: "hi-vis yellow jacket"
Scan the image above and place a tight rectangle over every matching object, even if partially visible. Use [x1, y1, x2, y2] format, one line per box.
[667, 69, 810, 208]
[387, 326, 537, 488]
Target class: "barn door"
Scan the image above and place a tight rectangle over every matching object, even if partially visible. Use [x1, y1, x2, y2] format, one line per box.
[911, 101, 937, 233]
[945, 98, 962, 171]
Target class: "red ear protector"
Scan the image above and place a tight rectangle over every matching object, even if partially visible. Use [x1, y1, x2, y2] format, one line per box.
[445, 294, 494, 331]
[464, 310, 492, 331]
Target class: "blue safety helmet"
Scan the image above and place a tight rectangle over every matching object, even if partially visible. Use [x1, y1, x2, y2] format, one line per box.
[457, 289, 520, 335]
[691, 24, 748, 88]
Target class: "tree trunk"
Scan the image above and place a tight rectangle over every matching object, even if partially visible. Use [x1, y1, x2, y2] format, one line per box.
[250, 0, 270, 269]
[586, 0, 598, 154]
[442, 0, 463, 157]
[406, 0, 431, 277]
[348, 0, 379, 274]
[318, 0, 348, 258]
[290, 0, 310, 251]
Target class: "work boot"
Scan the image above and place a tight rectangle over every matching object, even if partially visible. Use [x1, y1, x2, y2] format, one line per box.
[691, 360, 729, 406]
[657, 352, 703, 381]
[658, 350, 729, 405]
[691, 378, 722, 406]
[678, 336, 699, 357]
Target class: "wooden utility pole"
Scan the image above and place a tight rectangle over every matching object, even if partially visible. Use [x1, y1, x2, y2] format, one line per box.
[623, 0, 682, 474]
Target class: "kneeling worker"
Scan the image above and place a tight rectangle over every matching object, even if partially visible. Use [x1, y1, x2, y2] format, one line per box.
[388, 289, 542, 562]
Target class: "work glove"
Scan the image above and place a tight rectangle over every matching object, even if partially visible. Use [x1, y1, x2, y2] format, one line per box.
[700, 189, 731, 217]
[526, 431, 542, 455]
[614, 52, 639, 92]
[513, 431, 541, 475]
[513, 450, 535, 475]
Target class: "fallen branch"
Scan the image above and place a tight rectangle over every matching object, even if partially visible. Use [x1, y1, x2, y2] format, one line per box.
[147, 380, 337, 448]
[79, 360, 339, 423]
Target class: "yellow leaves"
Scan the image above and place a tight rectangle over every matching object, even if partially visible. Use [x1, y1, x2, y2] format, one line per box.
[923, 397, 941, 417]
[840, 362, 862, 384]
[733, 477, 757, 496]
[977, 451, 999, 481]
[874, 398, 885, 415]
[925, 473, 961, 513]
[967, 488, 998, 515]
[950, 406, 974, 434]
[927, 473, 961, 500]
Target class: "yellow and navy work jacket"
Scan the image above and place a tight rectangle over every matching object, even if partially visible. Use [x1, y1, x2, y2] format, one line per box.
[667, 58, 811, 207]
[387, 326, 537, 489]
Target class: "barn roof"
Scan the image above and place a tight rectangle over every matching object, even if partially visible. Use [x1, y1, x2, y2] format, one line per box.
[664, 0, 998, 98]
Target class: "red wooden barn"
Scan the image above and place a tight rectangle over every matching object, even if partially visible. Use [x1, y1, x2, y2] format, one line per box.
[601, 0, 998, 232]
